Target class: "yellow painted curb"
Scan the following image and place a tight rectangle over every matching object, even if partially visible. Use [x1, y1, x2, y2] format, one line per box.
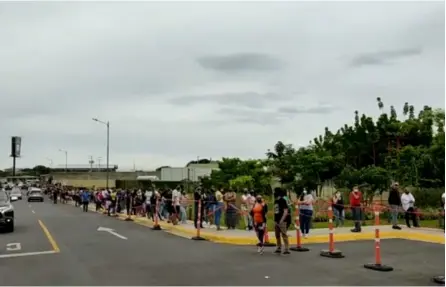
[80, 206, 445, 246]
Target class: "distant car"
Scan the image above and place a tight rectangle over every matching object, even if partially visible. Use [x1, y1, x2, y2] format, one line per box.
[27, 189, 44, 202]
[0, 190, 14, 232]
[10, 188, 22, 200]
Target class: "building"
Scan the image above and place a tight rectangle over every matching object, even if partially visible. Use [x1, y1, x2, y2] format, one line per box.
[50, 164, 118, 173]
[159, 162, 219, 182]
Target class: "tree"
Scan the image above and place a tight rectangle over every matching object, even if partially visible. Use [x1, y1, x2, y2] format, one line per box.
[33, 165, 51, 175]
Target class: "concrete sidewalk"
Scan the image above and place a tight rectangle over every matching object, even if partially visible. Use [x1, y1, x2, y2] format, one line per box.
[68, 201, 445, 246]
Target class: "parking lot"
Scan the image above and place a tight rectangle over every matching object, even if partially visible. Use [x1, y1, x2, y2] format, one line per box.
[0, 199, 58, 258]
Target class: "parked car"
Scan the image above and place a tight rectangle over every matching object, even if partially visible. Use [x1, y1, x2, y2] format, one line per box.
[0, 190, 15, 232]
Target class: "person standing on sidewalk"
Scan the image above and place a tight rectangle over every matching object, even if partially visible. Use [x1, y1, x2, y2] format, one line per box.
[401, 188, 418, 228]
[299, 189, 314, 238]
[273, 188, 290, 255]
[332, 190, 345, 228]
[81, 189, 90, 212]
[214, 188, 224, 230]
[350, 186, 362, 233]
[241, 189, 254, 231]
[388, 182, 402, 230]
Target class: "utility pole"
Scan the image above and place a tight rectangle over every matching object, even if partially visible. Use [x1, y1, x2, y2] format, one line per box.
[97, 157, 102, 172]
[89, 156, 94, 172]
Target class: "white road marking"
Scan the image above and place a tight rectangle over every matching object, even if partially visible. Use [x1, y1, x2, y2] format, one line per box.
[97, 226, 128, 240]
[31, 210, 35, 214]
[6, 243, 21, 251]
[0, 250, 57, 259]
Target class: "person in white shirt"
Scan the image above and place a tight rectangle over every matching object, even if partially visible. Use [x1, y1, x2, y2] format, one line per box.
[172, 186, 182, 221]
[144, 190, 153, 219]
[241, 189, 254, 231]
[400, 188, 419, 228]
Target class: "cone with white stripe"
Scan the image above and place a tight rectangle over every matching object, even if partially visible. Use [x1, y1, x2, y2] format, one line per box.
[364, 205, 393, 272]
[290, 204, 309, 252]
[320, 203, 344, 258]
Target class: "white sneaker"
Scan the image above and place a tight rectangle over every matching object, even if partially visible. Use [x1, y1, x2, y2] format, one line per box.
[303, 234, 308, 239]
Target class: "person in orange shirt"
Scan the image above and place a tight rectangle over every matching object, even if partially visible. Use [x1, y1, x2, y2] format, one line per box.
[250, 195, 268, 254]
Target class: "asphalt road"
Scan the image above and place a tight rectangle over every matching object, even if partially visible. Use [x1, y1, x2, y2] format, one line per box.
[0, 198, 444, 286]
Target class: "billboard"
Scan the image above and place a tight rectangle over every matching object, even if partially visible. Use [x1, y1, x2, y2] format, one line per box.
[11, 136, 21, 157]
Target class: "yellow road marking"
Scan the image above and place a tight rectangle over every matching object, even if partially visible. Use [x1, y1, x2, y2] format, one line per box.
[38, 220, 60, 253]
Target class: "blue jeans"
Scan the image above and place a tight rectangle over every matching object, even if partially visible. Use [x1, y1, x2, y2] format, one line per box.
[299, 209, 313, 235]
[390, 205, 399, 226]
[333, 208, 344, 227]
[214, 202, 224, 228]
[180, 206, 187, 223]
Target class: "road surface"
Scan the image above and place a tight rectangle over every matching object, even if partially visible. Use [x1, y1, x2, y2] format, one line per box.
[0, 199, 444, 286]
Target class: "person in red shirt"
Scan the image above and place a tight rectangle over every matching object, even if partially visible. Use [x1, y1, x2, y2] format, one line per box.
[349, 186, 362, 233]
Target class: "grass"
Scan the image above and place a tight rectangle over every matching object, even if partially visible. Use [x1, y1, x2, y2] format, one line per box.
[196, 208, 442, 231]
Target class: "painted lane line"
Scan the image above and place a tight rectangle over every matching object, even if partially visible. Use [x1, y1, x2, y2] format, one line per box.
[38, 220, 61, 252]
[0, 250, 57, 259]
[32, 210, 35, 214]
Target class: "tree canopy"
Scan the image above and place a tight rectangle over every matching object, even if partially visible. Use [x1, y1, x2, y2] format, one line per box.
[201, 99, 445, 198]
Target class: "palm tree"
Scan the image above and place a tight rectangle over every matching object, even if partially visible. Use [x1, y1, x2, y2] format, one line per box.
[403, 102, 409, 117]
[377, 97, 384, 114]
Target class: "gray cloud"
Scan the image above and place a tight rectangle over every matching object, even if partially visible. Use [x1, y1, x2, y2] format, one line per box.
[350, 48, 423, 67]
[277, 105, 337, 114]
[197, 53, 283, 72]
[169, 92, 290, 109]
[218, 107, 296, 126]
[0, 1, 443, 169]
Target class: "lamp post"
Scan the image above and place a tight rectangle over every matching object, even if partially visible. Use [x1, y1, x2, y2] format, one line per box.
[58, 149, 68, 172]
[92, 118, 110, 190]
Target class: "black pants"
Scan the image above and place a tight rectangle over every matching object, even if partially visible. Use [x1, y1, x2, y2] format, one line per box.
[405, 207, 419, 227]
[351, 207, 362, 231]
[96, 201, 102, 211]
[82, 201, 89, 212]
[194, 203, 204, 228]
[126, 203, 131, 216]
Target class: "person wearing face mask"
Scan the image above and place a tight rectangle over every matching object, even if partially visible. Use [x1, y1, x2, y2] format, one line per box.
[332, 190, 345, 228]
[349, 186, 362, 233]
[273, 187, 290, 255]
[250, 195, 268, 254]
[401, 188, 418, 228]
[388, 182, 402, 230]
[298, 189, 314, 238]
[241, 189, 254, 231]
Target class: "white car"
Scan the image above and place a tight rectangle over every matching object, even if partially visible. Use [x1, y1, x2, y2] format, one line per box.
[10, 188, 22, 200]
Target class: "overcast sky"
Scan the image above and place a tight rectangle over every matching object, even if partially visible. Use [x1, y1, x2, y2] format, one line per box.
[0, 1, 444, 171]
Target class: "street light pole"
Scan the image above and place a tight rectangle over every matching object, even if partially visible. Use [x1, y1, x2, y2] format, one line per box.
[92, 118, 110, 190]
[59, 149, 68, 172]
